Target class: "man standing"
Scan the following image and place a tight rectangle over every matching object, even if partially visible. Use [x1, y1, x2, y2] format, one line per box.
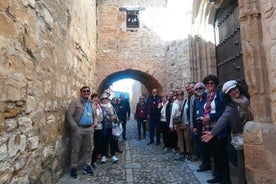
[118, 94, 131, 140]
[147, 88, 162, 145]
[66, 86, 98, 179]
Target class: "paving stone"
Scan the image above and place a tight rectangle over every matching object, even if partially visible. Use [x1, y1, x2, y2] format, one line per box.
[57, 118, 220, 184]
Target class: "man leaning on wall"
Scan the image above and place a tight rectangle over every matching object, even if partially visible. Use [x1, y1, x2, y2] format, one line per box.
[66, 86, 98, 179]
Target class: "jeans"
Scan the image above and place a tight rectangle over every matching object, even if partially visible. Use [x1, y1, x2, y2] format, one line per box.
[136, 118, 146, 138]
[149, 115, 160, 143]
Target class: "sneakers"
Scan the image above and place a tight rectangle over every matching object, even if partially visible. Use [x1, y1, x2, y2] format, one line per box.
[70, 167, 77, 179]
[111, 155, 119, 163]
[163, 147, 169, 153]
[101, 156, 106, 164]
[91, 162, 98, 169]
[83, 166, 93, 176]
[171, 148, 177, 154]
[174, 153, 185, 161]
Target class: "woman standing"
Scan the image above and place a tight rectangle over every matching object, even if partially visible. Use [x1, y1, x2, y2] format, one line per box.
[135, 96, 147, 140]
[159, 95, 171, 153]
[202, 80, 253, 184]
[100, 93, 119, 163]
[199, 74, 229, 184]
[169, 90, 187, 160]
[90, 93, 104, 168]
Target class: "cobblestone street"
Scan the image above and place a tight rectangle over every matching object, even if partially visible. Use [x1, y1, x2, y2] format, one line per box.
[57, 116, 227, 184]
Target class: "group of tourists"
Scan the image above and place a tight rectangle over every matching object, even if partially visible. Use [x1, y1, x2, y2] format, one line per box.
[66, 74, 253, 183]
[66, 87, 130, 179]
[134, 74, 253, 184]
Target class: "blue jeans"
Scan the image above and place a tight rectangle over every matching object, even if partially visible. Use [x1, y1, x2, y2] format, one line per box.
[136, 118, 146, 138]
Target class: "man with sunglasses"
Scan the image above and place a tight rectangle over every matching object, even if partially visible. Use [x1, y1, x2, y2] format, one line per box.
[66, 86, 98, 179]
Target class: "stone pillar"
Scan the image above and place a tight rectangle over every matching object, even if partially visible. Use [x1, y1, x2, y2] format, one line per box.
[239, 0, 276, 183]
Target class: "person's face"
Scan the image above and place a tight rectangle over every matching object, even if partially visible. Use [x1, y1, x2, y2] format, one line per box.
[101, 97, 109, 104]
[168, 91, 174, 99]
[139, 98, 145, 103]
[112, 98, 118, 104]
[194, 84, 205, 96]
[162, 96, 168, 103]
[152, 89, 158, 96]
[177, 92, 184, 100]
[205, 80, 216, 92]
[186, 84, 194, 95]
[228, 87, 240, 99]
[80, 88, 91, 99]
[173, 96, 177, 101]
[92, 96, 99, 104]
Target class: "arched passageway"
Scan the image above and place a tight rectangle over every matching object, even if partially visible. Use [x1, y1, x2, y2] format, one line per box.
[97, 69, 163, 95]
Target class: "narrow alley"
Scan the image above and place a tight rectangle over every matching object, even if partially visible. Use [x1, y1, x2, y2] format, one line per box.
[57, 115, 237, 184]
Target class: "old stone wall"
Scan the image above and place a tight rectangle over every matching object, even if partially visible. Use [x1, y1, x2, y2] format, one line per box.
[96, 0, 191, 94]
[0, 0, 97, 183]
[166, 40, 191, 92]
[239, 0, 276, 183]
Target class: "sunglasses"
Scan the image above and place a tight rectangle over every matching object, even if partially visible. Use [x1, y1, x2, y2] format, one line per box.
[195, 87, 204, 91]
[101, 98, 108, 100]
[206, 81, 215, 85]
[228, 87, 237, 94]
[82, 90, 90, 93]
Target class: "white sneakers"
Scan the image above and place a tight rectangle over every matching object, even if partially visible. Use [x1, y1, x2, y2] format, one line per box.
[101, 155, 118, 163]
[111, 156, 119, 163]
[101, 156, 106, 164]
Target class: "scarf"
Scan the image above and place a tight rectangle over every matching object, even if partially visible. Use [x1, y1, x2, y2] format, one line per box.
[160, 101, 168, 122]
[232, 95, 250, 108]
[203, 91, 216, 131]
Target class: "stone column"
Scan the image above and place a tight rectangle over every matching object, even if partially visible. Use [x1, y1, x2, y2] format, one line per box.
[239, 0, 276, 183]
[239, 0, 271, 123]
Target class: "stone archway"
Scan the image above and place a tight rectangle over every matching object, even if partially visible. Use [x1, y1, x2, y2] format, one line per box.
[97, 69, 163, 95]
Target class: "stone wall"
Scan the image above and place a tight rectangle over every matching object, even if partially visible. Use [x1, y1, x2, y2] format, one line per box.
[166, 40, 191, 92]
[96, 0, 191, 94]
[239, 0, 276, 182]
[0, 0, 97, 183]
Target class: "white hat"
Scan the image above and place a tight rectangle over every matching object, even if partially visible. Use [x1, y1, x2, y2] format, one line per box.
[222, 80, 237, 94]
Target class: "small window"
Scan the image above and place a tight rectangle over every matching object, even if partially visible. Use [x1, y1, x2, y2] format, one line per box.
[126, 10, 140, 28]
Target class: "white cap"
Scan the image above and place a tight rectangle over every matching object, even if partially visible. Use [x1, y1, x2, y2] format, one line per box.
[222, 80, 237, 94]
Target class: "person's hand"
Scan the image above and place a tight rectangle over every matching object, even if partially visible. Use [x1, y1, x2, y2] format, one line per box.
[203, 115, 210, 122]
[147, 114, 150, 119]
[201, 131, 214, 142]
[193, 128, 198, 135]
[127, 117, 130, 121]
[158, 102, 162, 108]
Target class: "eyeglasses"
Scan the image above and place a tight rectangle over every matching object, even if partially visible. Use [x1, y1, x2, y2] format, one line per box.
[228, 87, 237, 94]
[195, 87, 204, 91]
[206, 81, 215, 85]
[82, 90, 90, 93]
[101, 98, 108, 100]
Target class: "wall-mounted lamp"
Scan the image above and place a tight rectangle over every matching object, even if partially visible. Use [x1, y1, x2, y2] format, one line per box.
[119, 7, 145, 30]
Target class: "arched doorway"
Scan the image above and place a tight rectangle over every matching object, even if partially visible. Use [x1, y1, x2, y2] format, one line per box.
[97, 69, 163, 95]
